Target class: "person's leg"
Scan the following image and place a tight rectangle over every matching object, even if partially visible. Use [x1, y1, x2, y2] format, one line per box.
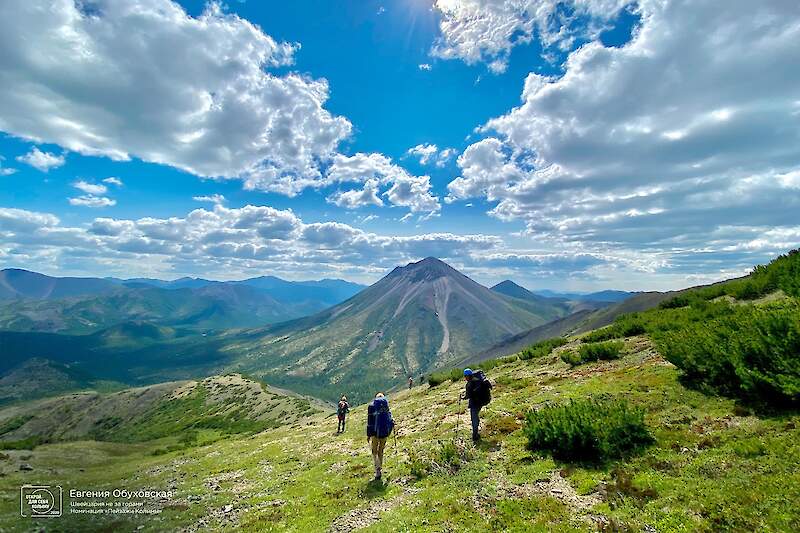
[470, 406, 480, 441]
[342, 416, 346, 432]
[375, 437, 387, 477]
[371, 437, 380, 477]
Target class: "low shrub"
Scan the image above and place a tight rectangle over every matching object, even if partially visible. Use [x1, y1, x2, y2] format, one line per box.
[432, 440, 475, 473]
[0, 436, 43, 450]
[583, 317, 646, 343]
[406, 448, 430, 479]
[560, 350, 582, 367]
[582, 328, 620, 343]
[523, 398, 653, 462]
[580, 341, 624, 362]
[563, 341, 624, 366]
[519, 337, 568, 360]
[427, 367, 464, 387]
[654, 299, 800, 406]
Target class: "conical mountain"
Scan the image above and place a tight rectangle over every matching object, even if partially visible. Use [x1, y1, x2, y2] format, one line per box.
[234, 257, 559, 401]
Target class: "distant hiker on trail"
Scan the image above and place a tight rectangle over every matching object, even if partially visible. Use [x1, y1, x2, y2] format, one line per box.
[337, 396, 350, 434]
[460, 368, 492, 442]
[366, 392, 395, 480]
[408, 376, 414, 389]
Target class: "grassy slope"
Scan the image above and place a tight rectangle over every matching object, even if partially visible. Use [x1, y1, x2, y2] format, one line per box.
[1, 336, 797, 532]
[0, 374, 326, 447]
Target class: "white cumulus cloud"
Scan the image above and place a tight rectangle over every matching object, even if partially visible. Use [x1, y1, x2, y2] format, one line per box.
[449, 0, 800, 270]
[70, 180, 115, 207]
[406, 143, 458, 167]
[15, 147, 65, 172]
[69, 195, 116, 208]
[325, 153, 440, 213]
[193, 194, 227, 205]
[73, 180, 107, 195]
[430, 0, 630, 73]
[0, 0, 351, 193]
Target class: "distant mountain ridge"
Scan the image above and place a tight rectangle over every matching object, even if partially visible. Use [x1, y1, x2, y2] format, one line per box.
[532, 288, 637, 303]
[0, 268, 365, 334]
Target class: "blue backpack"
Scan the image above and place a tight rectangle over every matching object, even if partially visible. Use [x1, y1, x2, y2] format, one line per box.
[372, 397, 394, 438]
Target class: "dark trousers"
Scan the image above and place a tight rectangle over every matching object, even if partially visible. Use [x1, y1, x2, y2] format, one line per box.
[338, 416, 346, 432]
[469, 406, 481, 440]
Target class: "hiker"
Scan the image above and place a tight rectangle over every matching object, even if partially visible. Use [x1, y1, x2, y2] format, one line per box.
[407, 376, 414, 389]
[460, 368, 492, 442]
[366, 392, 395, 480]
[337, 395, 350, 433]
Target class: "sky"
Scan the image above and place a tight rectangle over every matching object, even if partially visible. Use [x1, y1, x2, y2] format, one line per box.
[0, 0, 798, 291]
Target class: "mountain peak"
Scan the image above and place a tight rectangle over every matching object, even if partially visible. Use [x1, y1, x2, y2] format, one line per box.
[493, 280, 523, 290]
[395, 257, 457, 282]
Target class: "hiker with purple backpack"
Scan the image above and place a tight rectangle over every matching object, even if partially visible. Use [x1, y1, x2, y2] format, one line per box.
[366, 392, 395, 480]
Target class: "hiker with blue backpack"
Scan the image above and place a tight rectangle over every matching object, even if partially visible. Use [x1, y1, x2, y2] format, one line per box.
[460, 368, 492, 442]
[366, 392, 395, 480]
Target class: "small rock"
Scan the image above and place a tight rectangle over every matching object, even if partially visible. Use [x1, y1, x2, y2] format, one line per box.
[550, 488, 563, 494]
[188, 495, 202, 502]
[222, 504, 234, 513]
[19, 463, 34, 471]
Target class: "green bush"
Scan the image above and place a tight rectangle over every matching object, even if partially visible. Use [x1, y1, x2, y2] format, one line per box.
[654, 299, 800, 406]
[563, 341, 624, 366]
[523, 398, 653, 462]
[583, 317, 646, 343]
[427, 367, 464, 387]
[433, 440, 474, 473]
[406, 448, 430, 479]
[560, 350, 582, 367]
[0, 436, 42, 450]
[581, 327, 620, 343]
[519, 337, 568, 360]
[580, 341, 624, 361]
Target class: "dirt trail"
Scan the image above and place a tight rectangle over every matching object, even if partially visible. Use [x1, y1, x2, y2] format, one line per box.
[500, 470, 603, 512]
[327, 496, 402, 532]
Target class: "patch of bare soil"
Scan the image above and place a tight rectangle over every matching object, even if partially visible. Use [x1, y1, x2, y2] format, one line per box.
[327, 493, 408, 533]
